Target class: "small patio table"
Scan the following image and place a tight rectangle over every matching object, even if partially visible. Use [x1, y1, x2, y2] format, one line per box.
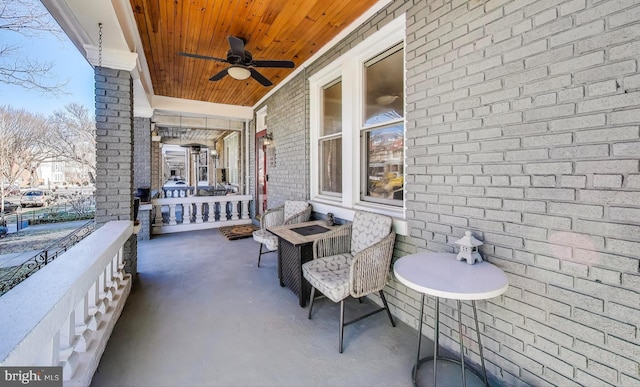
[268, 220, 337, 307]
[394, 252, 508, 387]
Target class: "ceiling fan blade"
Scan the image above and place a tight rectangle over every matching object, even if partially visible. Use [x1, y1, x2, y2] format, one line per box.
[251, 60, 295, 68]
[249, 68, 272, 87]
[178, 52, 228, 63]
[227, 36, 245, 61]
[209, 68, 229, 81]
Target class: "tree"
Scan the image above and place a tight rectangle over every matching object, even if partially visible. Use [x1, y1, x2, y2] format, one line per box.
[0, 0, 67, 94]
[0, 105, 56, 219]
[48, 103, 96, 182]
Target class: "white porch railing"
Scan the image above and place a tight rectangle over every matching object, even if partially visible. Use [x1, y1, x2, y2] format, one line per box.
[151, 194, 252, 234]
[0, 221, 133, 387]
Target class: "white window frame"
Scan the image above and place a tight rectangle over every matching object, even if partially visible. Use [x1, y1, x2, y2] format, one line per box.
[316, 77, 343, 198]
[224, 132, 240, 185]
[309, 16, 406, 232]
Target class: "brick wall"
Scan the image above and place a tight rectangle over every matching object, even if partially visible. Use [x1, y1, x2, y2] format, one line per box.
[255, 72, 310, 208]
[133, 117, 151, 241]
[94, 66, 137, 277]
[151, 141, 161, 193]
[256, 0, 640, 385]
[133, 117, 151, 191]
[399, 0, 640, 385]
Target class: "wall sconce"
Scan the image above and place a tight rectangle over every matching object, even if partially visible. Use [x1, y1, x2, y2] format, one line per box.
[210, 140, 219, 158]
[263, 132, 273, 146]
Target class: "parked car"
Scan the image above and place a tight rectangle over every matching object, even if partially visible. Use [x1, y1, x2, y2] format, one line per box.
[21, 190, 53, 208]
[1, 201, 19, 213]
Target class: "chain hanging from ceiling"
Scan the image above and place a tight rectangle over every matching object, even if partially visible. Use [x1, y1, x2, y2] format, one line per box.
[98, 22, 103, 67]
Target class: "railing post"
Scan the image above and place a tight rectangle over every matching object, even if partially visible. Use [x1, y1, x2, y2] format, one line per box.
[195, 202, 203, 223]
[154, 204, 163, 226]
[231, 200, 239, 220]
[169, 204, 177, 225]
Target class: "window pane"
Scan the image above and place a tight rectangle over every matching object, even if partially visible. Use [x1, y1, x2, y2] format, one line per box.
[320, 138, 342, 194]
[366, 124, 404, 202]
[322, 81, 342, 136]
[364, 47, 404, 126]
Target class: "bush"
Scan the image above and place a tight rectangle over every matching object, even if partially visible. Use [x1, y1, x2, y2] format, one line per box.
[29, 211, 95, 225]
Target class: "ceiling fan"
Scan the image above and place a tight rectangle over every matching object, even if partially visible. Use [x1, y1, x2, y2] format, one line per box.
[178, 36, 295, 87]
[181, 143, 207, 153]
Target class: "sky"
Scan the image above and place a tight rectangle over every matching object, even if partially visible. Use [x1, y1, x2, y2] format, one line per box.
[0, 7, 95, 117]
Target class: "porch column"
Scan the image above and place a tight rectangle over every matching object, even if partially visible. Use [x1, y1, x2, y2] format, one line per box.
[134, 116, 152, 240]
[94, 66, 137, 278]
[151, 139, 161, 194]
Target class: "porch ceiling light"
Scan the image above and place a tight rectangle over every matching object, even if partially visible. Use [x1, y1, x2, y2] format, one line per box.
[228, 65, 251, 80]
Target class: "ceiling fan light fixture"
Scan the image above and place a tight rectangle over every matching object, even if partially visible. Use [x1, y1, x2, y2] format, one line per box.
[228, 65, 251, 80]
[376, 95, 398, 105]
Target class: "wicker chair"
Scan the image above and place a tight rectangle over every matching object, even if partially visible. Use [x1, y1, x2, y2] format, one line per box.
[302, 210, 396, 353]
[252, 200, 312, 267]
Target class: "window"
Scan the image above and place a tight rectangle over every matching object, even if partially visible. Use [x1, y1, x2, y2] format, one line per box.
[320, 79, 342, 194]
[224, 132, 240, 185]
[361, 45, 404, 205]
[197, 150, 208, 186]
[309, 17, 405, 219]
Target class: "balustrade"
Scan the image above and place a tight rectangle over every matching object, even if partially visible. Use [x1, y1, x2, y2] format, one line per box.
[151, 195, 252, 234]
[0, 221, 133, 386]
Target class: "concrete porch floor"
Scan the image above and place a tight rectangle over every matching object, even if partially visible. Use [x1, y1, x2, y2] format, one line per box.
[90, 229, 487, 387]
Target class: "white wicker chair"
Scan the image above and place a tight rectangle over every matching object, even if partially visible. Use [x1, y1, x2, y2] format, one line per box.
[252, 200, 312, 267]
[302, 210, 396, 353]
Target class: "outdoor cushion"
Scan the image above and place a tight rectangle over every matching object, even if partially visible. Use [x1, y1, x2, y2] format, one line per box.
[302, 253, 354, 303]
[252, 229, 278, 251]
[350, 211, 393, 255]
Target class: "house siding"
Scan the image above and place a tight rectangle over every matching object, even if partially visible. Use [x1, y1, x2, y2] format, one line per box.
[255, 0, 640, 385]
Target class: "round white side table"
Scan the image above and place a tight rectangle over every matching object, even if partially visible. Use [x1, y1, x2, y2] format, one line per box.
[394, 252, 508, 386]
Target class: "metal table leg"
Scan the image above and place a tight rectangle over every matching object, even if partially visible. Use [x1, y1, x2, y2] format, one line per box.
[472, 301, 489, 386]
[412, 293, 425, 385]
[411, 296, 488, 387]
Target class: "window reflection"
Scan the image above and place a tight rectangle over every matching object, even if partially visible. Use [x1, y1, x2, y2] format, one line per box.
[320, 138, 342, 193]
[365, 124, 404, 201]
[364, 48, 404, 126]
[320, 79, 343, 195]
[362, 45, 404, 205]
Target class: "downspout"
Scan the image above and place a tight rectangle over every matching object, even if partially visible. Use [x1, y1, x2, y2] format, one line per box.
[304, 66, 310, 200]
[244, 119, 250, 196]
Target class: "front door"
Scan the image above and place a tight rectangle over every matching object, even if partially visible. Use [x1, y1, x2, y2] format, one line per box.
[256, 130, 269, 217]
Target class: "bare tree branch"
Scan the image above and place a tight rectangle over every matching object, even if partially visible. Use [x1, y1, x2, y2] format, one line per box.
[48, 103, 97, 177]
[0, 0, 68, 94]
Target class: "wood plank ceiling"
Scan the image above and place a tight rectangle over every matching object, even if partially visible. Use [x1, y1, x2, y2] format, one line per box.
[130, 0, 379, 107]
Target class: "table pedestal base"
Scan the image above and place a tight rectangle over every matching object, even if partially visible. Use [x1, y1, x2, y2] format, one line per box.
[412, 294, 489, 387]
[412, 356, 485, 387]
